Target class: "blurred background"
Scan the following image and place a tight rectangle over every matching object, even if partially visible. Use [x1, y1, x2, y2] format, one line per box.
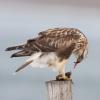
[0, 0, 100, 100]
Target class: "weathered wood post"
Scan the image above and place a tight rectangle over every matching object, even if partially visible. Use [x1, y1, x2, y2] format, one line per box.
[46, 80, 72, 100]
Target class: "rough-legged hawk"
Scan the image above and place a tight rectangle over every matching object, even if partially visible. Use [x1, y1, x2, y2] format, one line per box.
[5, 28, 88, 80]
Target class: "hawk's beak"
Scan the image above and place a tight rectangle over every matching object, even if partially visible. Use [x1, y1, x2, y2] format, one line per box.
[74, 61, 80, 68]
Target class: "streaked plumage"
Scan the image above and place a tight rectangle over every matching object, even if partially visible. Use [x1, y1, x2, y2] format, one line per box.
[6, 28, 88, 80]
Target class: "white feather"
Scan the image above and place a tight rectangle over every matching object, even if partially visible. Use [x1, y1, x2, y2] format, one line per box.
[26, 52, 60, 71]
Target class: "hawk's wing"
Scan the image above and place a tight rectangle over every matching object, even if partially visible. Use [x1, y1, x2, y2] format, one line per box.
[27, 28, 80, 52]
[6, 28, 81, 58]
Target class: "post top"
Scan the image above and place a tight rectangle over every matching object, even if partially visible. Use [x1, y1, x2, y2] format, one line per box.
[46, 80, 72, 84]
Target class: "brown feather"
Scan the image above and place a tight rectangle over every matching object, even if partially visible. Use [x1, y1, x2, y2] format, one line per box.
[26, 28, 87, 55]
[6, 28, 88, 60]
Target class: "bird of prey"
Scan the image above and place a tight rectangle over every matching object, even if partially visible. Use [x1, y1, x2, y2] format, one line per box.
[5, 28, 88, 80]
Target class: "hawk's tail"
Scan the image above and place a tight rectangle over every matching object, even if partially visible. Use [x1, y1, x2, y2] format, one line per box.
[5, 45, 25, 51]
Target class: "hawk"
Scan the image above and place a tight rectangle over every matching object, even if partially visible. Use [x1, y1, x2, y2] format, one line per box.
[5, 28, 88, 80]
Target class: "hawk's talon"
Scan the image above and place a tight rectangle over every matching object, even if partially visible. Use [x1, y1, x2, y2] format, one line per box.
[56, 72, 72, 81]
[56, 76, 71, 81]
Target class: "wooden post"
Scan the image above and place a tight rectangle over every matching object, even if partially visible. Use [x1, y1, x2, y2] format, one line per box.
[46, 80, 72, 100]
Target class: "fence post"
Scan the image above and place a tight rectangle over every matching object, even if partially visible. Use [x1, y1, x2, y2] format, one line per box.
[46, 80, 72, 100]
